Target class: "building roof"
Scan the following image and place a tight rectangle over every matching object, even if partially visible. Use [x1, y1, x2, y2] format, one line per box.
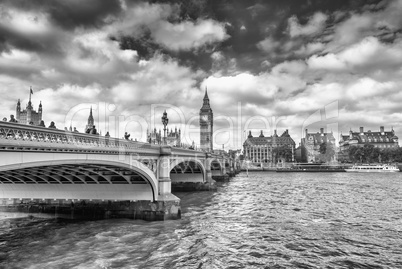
[243, 130, 295, 146]
[303, 131, 336, 145]
[340, 128, 398, 145]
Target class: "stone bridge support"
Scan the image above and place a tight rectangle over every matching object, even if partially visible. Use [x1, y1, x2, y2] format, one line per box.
[227, 159, 236, 177]
[204, 157, 214, 184]
[154, 146, 181, 219]
[210, 157, 230, 182]
[169, 153, 217, 192]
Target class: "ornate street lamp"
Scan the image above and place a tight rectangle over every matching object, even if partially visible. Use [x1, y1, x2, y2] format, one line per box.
[161, 110, 168, 145]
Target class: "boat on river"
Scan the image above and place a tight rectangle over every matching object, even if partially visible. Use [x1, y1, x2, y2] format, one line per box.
[276, 163, 347, 172]
[345, 164, 399, 172]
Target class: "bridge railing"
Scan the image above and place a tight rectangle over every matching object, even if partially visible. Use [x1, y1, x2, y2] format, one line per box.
[170, 147, 206, 158]
[0, 122, 161, 154]
[0, 122, 234, 160]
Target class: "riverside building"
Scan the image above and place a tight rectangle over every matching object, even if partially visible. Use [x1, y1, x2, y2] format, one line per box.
[301, 128, 336, 163]
[243, 129, 295, 163]
[339, 126, 398, 151]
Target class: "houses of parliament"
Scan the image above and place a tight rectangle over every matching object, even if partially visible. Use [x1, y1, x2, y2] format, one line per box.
[9, 89, 43, 125]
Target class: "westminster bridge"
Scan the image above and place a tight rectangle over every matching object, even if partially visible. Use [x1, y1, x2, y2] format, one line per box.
[0, 122, 240, 221]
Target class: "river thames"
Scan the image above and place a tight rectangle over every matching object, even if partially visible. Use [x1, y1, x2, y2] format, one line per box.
[1, 172, 402, 268]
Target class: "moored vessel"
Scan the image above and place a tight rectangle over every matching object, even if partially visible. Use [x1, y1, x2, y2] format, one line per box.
[345, 164, 399, 172]
[276, 163, 347, 172]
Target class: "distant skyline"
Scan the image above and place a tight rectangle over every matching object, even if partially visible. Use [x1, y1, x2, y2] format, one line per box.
[1, 0, 402, 149]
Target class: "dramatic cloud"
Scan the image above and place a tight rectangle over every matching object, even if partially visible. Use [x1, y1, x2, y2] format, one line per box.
[1, 0, 402, 149]
[151, 19, 228, 50]
[109, 2, 228, 51]
[307, 36, 402, 74]
[287, 12, 328, 37]
[257, 37, 280, 53]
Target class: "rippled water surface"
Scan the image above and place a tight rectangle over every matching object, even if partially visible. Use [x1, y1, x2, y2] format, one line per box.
[1, 172, 402, 268]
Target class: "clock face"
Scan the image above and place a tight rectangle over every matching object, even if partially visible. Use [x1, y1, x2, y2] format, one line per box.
[201, 115, 208, 122]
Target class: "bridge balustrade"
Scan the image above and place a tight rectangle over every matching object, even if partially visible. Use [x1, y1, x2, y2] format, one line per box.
[0, 122, 161, 155]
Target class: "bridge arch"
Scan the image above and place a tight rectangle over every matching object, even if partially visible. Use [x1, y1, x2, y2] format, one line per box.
[0, 158, 158, 201]
[208, 158, 223, 171]
[170, 158, 206, 183]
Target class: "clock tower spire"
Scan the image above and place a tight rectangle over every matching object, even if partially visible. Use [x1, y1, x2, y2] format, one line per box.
[200, 87, 213, 152]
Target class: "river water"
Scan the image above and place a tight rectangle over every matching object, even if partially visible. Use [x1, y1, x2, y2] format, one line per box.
[1, 172, 402, 269]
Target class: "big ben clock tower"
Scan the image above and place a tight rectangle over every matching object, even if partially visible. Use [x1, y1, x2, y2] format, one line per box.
[200, 89, 213, 152]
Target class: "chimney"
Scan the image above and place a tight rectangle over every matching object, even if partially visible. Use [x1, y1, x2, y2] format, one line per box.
[380, 126, 384, 133]
[360, 127, 364, 133]
[320, 128, 324, 134]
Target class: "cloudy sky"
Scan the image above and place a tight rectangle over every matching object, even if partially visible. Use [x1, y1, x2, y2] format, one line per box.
[1, 0, 402, 149]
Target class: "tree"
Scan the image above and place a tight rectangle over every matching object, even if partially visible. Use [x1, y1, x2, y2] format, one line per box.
[348, 144, 399, 163]
[363, 144, 375, 163]
[394, 148, 402, 162]
[370, 147, 381, 163]
[273, 145, 293, 162]
[382, 148, 397, 163]
[348, 146, 358, 162]
[319, 142, 327, 155]
[349, 146, 364, 163]
[318, 142, 335, 163]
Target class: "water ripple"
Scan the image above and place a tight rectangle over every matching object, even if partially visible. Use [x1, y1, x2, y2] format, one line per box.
[1, 172, 402, 268]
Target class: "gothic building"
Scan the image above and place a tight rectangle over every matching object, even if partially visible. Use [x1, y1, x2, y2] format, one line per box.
[199, 89, 213, 152]
[147, 127, 181, 146]
[85, 107, 95, 133]
[243, 129, 296, 163]
[301, 128, 336, 163]
[15, 89, 42, 125]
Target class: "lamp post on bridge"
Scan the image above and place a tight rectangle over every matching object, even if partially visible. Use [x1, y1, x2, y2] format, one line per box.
[161, 110, 169, 145]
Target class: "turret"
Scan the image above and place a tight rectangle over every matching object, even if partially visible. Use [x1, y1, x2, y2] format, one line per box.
[88, 106, 94, 125]
[38, 101, 43, 122]
[16, 99, 21, 120]
[85, 106, 95, 132]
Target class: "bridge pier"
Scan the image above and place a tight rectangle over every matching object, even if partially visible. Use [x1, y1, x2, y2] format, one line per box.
[211, 158, 230, 182]
[155, 150, 181, 219]
[227, 160, 236, 177]
[170, 156, 217, 192]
